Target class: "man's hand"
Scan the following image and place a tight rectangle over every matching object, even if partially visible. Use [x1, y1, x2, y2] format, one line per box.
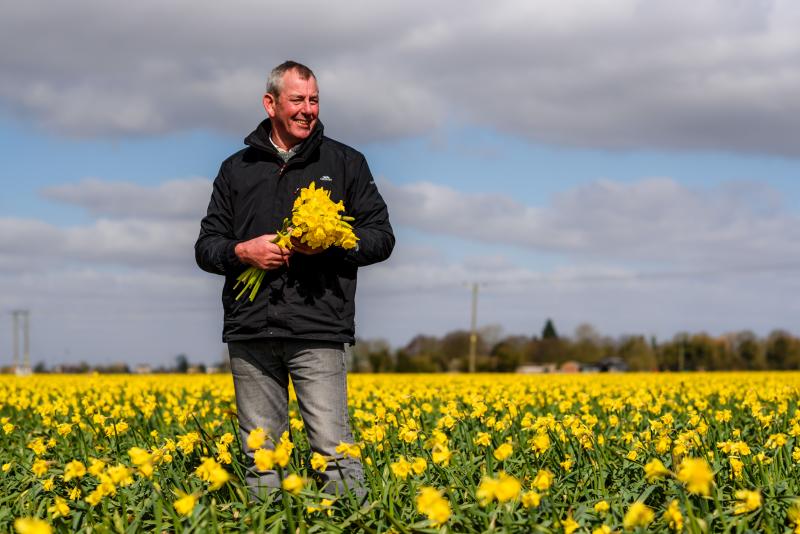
[235, 234, 292, 270]
[290, 236, 325, 255]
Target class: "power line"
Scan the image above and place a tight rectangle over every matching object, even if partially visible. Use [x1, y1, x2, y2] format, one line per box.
[364, 261, 800, 296]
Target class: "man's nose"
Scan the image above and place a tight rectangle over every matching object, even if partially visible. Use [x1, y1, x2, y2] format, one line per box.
[301, 99, 314, 115]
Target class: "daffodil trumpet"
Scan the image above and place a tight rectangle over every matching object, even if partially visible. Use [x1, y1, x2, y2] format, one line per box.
[233, 182, 358, 301]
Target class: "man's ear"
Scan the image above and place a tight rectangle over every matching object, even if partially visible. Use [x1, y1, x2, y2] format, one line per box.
[263, 93, 277, 118]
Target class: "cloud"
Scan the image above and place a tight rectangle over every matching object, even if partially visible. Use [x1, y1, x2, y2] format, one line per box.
[0, 267, 225, 366]
[382, 177, 800, 267]
[7, 174, 799, 276]
[0, 216, 199, 273]
[2, 174, 800, 364]
[41, 178, 212, 220]
[2, 1, 800, 154]
[357, 240, 800, 347]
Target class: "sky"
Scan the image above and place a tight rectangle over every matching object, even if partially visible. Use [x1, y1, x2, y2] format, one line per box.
[2, 0, 800, 367]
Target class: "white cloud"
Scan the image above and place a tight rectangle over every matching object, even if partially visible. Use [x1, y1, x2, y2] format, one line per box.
[357, 240, 800, 347]
[0, 268, 224, 366]
[382, 177, 800, 267]
[7, 175, 798, 276]
[0, 216, 198, 273]
[2, 174, 799, 364]
[41, 178, 212, 220]
[7, 174, 799, 275]
[2, 0, 800, 154]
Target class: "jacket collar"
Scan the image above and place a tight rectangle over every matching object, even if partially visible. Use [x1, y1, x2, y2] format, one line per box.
[244, 118, 324, 162]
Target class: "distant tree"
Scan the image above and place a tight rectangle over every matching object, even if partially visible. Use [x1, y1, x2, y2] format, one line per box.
[33, 361, 47, 373]
[526, 338, 569, 365]
[349, 338, 393, 372]
[368, 347, 393, 373]
[571, 323, 603, 363]
[217, 348, 232, 373]
[659, 333, 692, 371]
[394, 350, 414, 373]
[541, 319, 559, 340]
[618, 335, 657, 371]
[95, 362, 130, 374]
[490, 336, 527, 371]
[766, 330, 800, 370]
[403, 335, 440, 357]
[479, 324, 504, 349]
[350, 339, 373, 372]
[575, 323, 600, 343]
[441, 330, 485, 372]
[175, 354, 189, 373]
[402, 334, 445, 372]
[718, 333, 747, 370]
[704, 335, 735, 370]
[732, 331, 767, 370]
[684, 333, 717, 371]
[394, 350, 438, 372]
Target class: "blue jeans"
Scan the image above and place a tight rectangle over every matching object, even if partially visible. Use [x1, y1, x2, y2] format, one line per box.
[228, 339, 366, 501]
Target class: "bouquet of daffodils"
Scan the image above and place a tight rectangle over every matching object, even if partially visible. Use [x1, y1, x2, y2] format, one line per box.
[234, 182, 358, 301]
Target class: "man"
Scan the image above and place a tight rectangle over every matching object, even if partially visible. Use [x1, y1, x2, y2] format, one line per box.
[195, 61, 394, 501]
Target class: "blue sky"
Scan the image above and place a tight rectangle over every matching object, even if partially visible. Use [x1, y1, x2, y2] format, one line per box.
[7, 117, 800, 225]
[2, 0, 800, 366]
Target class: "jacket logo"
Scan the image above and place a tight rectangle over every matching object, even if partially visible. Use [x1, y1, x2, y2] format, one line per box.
[319, 175, 333, 182]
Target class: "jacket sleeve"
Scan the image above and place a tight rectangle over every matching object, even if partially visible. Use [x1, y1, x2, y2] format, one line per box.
[343, 156, 395, 267]
[195, 164, 243, 275]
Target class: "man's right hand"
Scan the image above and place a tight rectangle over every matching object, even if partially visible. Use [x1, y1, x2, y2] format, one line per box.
[234, 234, 292, 270]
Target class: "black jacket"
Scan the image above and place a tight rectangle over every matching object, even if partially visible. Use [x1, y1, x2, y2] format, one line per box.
[195, 119, 394, 343]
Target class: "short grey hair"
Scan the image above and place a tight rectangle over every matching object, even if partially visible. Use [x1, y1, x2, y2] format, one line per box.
[266, 61, 316, 97]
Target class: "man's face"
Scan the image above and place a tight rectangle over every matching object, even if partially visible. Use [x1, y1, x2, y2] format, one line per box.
[263, 69, 319, 149]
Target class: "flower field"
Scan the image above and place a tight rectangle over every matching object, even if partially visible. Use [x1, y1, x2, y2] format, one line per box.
[2, 373, 800, 533]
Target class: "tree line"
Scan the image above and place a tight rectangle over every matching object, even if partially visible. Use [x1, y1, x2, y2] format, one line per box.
[15, 320, 799, 374]
[349, 319, 800, 373]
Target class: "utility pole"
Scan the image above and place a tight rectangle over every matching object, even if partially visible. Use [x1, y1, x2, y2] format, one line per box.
[11, 310, 31, 375]
[468, 283, 478, 373]
[23, 310, 30, 374]
[12, 310, 19, 371]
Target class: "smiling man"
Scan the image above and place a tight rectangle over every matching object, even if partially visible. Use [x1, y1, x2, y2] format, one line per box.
[195, 61, 394, 502]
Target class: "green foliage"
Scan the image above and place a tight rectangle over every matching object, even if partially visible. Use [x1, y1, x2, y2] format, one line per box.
[541, 319, 559, 340]
[349, 326, 800, 373]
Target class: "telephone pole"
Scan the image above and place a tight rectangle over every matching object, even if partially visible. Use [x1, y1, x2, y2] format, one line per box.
[468, 283, 478, 373]
[11, 310, 31, 375]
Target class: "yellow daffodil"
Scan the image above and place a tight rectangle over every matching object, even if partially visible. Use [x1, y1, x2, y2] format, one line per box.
[664, 500, 683, 531]
[623, 502, 654, 530]
[733, 490, 762, 515]
[254, 448, 275, 471]
[493, 442, 513, 461]
[677, 458, 714, 496]
[594, 500, 610, 514]
[47, 497, 70, 519]
[644, 458, 671, 481]
[14, 518, 52, 534]
[416, 487, 450, 526]
[311, 452, 328, 472]
[522, 491, 541, 509]
[282, 474, 305, 495]
[173, 491, 197, 517]
[532, 469, 554, 492]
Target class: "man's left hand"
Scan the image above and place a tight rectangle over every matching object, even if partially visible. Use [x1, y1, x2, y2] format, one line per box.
[291, 237, 325, 255]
